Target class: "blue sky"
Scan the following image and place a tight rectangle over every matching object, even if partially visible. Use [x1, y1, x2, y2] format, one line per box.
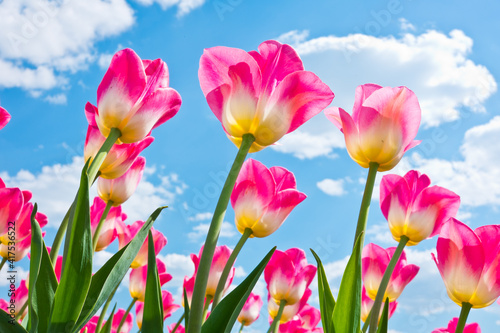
[1, 0, 500, 332]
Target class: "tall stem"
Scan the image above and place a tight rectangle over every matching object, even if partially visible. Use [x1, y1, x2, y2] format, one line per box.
[117, 298, 137, 333]
[353, 162, 378, 250]
[212, 228, 252, 308]
[361, 308, 372, 332]
[368, 235, 409, 333]
[455, 302, 472, 333]
[49, 204, 72, 263]
[202, 296, 213, 324]
[95, 282, 120, 333]
[239, 321, 245, 333]
[0, 257, 6, 272]
[170, 312, 185, 333]
[268, 299, 286, 333]
[187, 133, 255, 333]
[93, 200, 113, 252]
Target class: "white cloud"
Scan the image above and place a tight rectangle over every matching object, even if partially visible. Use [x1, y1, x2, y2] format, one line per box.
[366, 222, 394, 245]
[134, 0, 206, 17]
[0, 0, 134, 90]
[0, 156, 186, 228]
[187, 221, 236, 242]
[274, 28, 496, 159]
[399, 18, 416, 32]
[44, 93, 67, 105]
[188, 212, 213, 222]
[317, 178, 347, 196]
[157, 253, 195, 302]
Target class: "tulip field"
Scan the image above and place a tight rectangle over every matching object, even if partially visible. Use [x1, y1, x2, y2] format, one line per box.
[1, 1, 499, 333]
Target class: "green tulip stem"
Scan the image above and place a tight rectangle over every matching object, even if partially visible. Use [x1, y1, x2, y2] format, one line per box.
[239, 321, 245, 333]
[95, 281, 120, 333]
[116, 297, 137, 333]
[212, 227, 253, 309]
[455, 302, 473, 333]
[202, 296, 213, 324]
[186, 133, 255, 333]
[368, 235, 409, 333]
[268, 299, 287, 333]
[170, 312, 185, 333]
[353, 162, 379, 250]
[92, 200, 113, 253]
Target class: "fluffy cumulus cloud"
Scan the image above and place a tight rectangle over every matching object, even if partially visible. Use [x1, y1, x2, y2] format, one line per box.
[133, 0, 206, 17]
[0, 156, 187, 228]
[317, 178, 347, 196]
[273, 27, 496, 159]
[187, 221, 236, 242]
[0, 0, 134, 92]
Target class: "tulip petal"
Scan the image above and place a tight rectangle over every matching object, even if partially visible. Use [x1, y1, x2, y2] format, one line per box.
[269, 166, 297, 191]
[0, 187, 24, 236]
[0, 107, 10, 130]
[324, 107, 343, 131]
[351, 83, 383, 123]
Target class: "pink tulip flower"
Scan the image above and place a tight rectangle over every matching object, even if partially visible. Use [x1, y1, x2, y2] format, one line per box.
[0, 200, 48, 246]
[0, 279, 29, 320]
[0, 185, 24, 237]
[237, 292, 263, 326]
[168, 324, 185, 333]
[268, 288, 311, 324]
[265, 248, 316, 306]
[199, 40, 334, 152]
[90, 197, 126, 251]
[432, 317, 481, 333]
[0, 231, 45, 262]
[191, 245, 235, 298]
[129, 258, 172, 302]
[278, 303, 322, 333]
[361, 286, 397, 323]
[182, 274, 195, 307]
[325, 84, 421, 171]
[116, 220, 167, 268]
[231, 159, 306, 238]
[93, 48, 182, 144]
[111, 309, 133, 333]
[433, 218, 500, 308]
[84, 103, 154, 179]
[362, 243, 419, 302]
[380, 170, 460, 245]
[0, 107, 10, 130]
[136, 290, 180, 329]
[97, 156, 145, 206]
[80, 316, 99, 333]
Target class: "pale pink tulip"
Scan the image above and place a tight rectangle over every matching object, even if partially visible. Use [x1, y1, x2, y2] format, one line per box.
[116, 220, 167, 268]
[361, 286, 397, 323]
[237, 292, 263, 326]
[90, 197, 126, 251]
[268, 288, 311, 324]
[265, 248, 316, 306]
[432, 317, 481, 333]
[380, 170, 460, 245]
[433, 218, 500, 308]
[0, 279, 29, 320]
[0, 107, 10, 130]
[129, 258, 172, 302]
[325, 84, 421, 171]
[231, 159, 306, 238]
[136, 290, 180, 329]
[191, 245, 234, 298]
[199, 40, 334, 152]
[97, 157, 145, 206]
[278, 303, 323, 333]
[93, 48, 181, 144]
[84, 103, 154, 179]
[362, 243, 419, 302]
[168, 324, 185, 333]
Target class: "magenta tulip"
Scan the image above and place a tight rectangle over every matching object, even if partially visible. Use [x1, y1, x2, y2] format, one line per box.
[325, 84, 421, 171]
[116, 220, 167, 268]
[265, 248, 316, 306]
[433, 218, 500, 308]
[182, 274, 195, 307]
[111, 309, 133, 333]
[136, 290, 180, 329]
[129, 258, 172, 302]
[0, 184, 24, 237]
[0, 107, 10, 130]
[80, 316, 99, 333]
[97, 156, 145, 206]
[0, 200, 47, 246]
[199, 40, 334, 152]
[94, 48, 181, 144]
[268, 288, 311, 324]
[191, 245, 235, 298]
[168, 324, 185, 333]
[0, 279, 28, 320]
[231, 158, 306, 237]
[380, 170, 460, 245]
[432, 317, 481, 333]
[278, 303, 322, 333]
[237, 293, 263, 326]
[84, 103, 153, 179]
[362, 243, 419, 302]
[361, 286, 397, 323]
